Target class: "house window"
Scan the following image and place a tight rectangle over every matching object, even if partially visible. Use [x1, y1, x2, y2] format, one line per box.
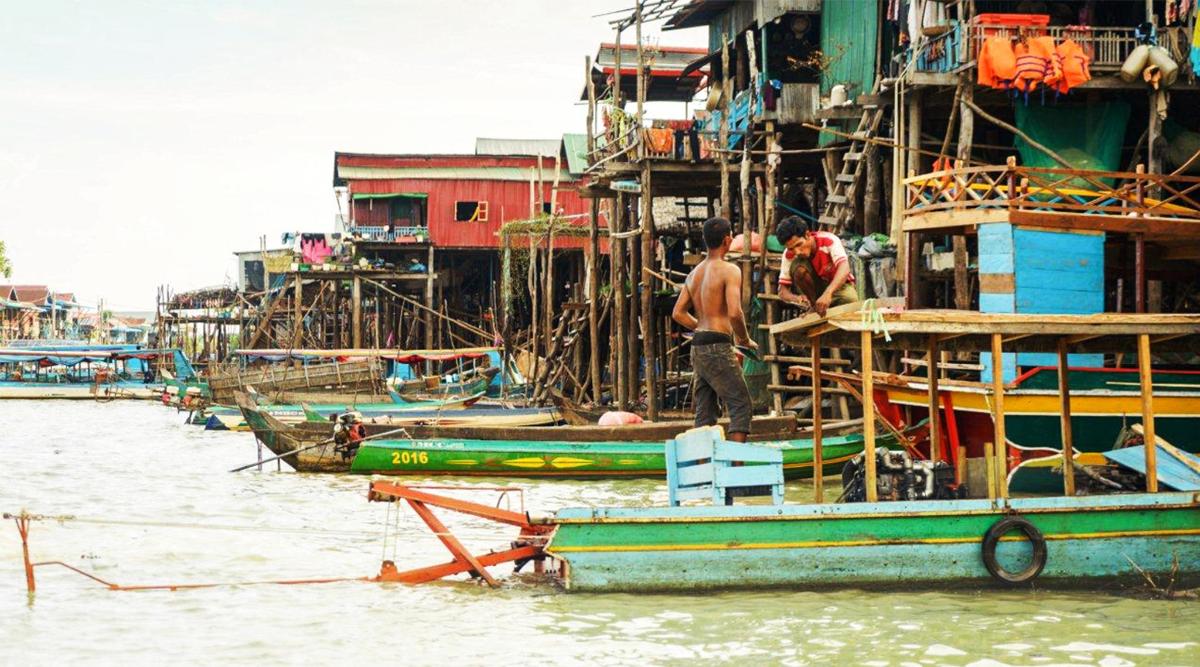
[541, 202, 553, 215]
[455, 201, 488, 222]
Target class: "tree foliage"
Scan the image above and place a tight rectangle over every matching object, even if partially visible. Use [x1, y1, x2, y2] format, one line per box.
[0, 240, 11, 279]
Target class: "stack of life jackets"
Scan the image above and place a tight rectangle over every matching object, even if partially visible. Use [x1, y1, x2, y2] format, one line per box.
[977, 34, 1091, 96]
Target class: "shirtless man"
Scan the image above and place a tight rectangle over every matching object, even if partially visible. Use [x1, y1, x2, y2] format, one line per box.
[672, 217, 758, 442]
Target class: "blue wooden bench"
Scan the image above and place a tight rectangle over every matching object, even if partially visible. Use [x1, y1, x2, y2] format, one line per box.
[665, 426, 785, 506]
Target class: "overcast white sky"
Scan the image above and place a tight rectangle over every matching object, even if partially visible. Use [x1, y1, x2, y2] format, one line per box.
[0, 1, 704, 311]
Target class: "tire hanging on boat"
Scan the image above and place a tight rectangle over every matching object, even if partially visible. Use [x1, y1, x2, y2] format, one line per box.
[981, 516, 1047, 585]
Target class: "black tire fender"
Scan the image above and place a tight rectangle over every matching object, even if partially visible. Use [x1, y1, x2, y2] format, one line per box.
[981, 515, 1047, 585]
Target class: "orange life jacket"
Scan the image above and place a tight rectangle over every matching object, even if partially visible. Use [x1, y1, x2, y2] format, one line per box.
[1054, 39, 1091, 94]
[1013, 36, 1058, 93]
[977, 36, 1017, 89]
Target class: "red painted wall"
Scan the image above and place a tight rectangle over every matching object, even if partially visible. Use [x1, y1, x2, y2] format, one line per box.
[350, 177, 588, 248]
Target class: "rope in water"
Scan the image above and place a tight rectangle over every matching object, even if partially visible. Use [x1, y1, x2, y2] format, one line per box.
[3, 512, 380, 538]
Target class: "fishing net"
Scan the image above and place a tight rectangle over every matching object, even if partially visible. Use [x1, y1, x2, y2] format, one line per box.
[1013, 101, 1131, 187]
[743, 297, 771, 410]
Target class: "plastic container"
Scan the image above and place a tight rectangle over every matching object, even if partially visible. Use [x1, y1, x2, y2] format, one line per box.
[973, 13, 1050, 38]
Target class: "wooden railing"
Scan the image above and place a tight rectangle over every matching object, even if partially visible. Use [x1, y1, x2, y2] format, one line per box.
[904, 163, 1200, 224]
[912, 20, 1165, 75]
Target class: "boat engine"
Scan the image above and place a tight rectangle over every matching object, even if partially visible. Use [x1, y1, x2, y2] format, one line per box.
[841, 447, 961, 502]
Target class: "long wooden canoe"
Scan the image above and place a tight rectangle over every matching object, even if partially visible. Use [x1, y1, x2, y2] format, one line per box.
[205, 392, 484, 431]
[234, 398, 873, 477]
[349, 433, 874, 478]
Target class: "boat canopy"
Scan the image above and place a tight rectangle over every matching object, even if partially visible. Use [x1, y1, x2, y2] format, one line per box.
[770, 300, 1200, 355]
[0, 347, 191, 369]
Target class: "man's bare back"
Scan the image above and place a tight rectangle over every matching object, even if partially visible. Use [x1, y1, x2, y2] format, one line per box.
[683, 258, 742, 339]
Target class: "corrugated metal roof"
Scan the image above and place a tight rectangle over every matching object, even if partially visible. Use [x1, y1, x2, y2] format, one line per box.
[474, 138, 560, 158]
[338, 166, 575, 182]
[561, 134, 589, 176]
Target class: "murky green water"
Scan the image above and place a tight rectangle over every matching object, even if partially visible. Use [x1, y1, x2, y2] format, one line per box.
[2, 401, 1199, 665]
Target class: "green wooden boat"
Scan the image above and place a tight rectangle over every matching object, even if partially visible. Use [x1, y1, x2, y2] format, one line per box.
[348, 430, 889, 478]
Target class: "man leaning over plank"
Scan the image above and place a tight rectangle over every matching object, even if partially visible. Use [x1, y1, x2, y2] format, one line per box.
[774, 215, 858, 316]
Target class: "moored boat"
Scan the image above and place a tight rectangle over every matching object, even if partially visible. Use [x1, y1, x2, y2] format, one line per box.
[877, 366, 1200, 454]
[204, 391, 484, 431]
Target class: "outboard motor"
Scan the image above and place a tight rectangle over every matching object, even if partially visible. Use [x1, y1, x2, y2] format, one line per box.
[841, 447, 961, 502]
[333, 412, 366, 461]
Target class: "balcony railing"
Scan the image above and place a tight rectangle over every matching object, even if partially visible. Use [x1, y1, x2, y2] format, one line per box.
[352, 226, 429, 243]
[903, 163, 1200, 227]
[912, 19, 1158, 75]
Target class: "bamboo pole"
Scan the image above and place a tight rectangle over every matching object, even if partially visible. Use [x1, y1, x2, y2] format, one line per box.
[719, 40, 731, 219]
[641, 162, 658, 418]
[811, 337, 824, 503]
[990, 333, 1009, 500]
[1138, 333, 1158, 492]
[1057, 338, 1076, 496]
[862, 330, 878, 502]
[612, 194, 628, 408]
[927, 335, 940, 462]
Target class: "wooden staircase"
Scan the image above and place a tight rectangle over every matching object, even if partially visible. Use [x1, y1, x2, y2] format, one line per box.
[818, 86, 887, 234]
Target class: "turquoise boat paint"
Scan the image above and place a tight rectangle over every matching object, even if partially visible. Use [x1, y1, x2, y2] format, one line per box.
[546, 492, 1200, 592]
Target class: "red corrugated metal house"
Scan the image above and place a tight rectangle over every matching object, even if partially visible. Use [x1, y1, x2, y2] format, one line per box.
[331, 138, 599, 327]
[334, 143, 590, 250]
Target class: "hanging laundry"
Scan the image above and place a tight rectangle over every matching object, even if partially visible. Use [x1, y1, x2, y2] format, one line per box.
[642, 127, 674, 154]
[977, 35, 1017, 89]
[1053, 39, 1091, 94]
[300, 233, 332, 265]
[1192, 18, 1200, 75]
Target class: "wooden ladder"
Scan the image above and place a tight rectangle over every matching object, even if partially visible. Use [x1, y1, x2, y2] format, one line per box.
[818, 85, 886, 234]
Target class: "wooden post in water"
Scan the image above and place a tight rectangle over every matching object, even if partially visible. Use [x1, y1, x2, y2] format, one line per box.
[719, 40, 731, 219]
[926, 335, 940, 462]
[861, 330, 878, 502]
[612, 194, 628, 409]
[1057, 338, 1076, 496]
[990, 333, 1009, 500]
[352, 274, 362, 349]
[586, 56, 602, 404]
[641, 162, 658, 419]
[811, 337, 824, 503]
[1138, 333, 1158, 492]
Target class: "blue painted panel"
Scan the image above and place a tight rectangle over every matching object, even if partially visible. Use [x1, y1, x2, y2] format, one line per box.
[979, 293, 1016, 313]
[1015, 287, 1104, 314]
[1017, 268, 1104, 293]
[1013, 228, 1104, 257]
[1017, 352, 1104, 369]
[978, 222, 1014, 252]
[979, 351, 1018, 383]
[1105, 445, 1200, 491]
[978, 223, 1016, 275]
[979, 255, 1015, 274]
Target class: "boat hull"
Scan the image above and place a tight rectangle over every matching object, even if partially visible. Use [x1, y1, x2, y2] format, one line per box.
[547, 492, 1200, 591]
[0, 381, 160, 400]
[349, 434, 869, 478]
[881, 382, 1200, 453]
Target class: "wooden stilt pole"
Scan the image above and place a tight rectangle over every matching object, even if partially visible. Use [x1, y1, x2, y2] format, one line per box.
[990, 333, 1009, 500]
[1057, 338, 1076, 496]
[861, 330, 878, 503]
[926, 335, 940, 462]
[1138, 333, 1158, 492]
[812, 337, 824, 503]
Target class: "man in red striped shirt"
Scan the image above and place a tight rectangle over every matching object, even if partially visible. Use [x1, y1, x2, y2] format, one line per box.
[774, 216, 858, 317]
